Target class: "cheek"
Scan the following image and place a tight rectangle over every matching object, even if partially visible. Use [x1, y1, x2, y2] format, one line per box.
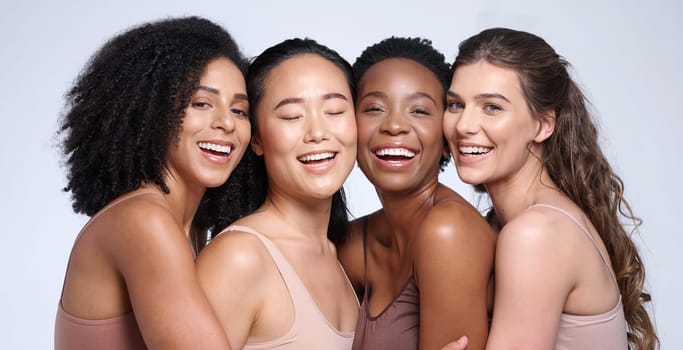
[442, 115, 458, 142]
[236, 120, 251, 143]
[355, 118, 375, 147]
[336, 116, 358, 146]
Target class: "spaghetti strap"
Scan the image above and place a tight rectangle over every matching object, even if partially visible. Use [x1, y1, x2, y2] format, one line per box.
[60, 188, 164, 301]
[361, 217, 370, 300]
[528, 203, 617, 283]
[216, 225, 307, 302]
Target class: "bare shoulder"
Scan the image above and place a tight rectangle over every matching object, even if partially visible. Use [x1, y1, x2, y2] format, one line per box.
[417, 192, 495, 248]
[90, 191, 191, 262]
[497, 206, 574, 252]
[197, 227, 273, 281]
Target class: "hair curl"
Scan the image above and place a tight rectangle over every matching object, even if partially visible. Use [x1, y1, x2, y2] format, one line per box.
[59, 16, 248, 219]
[353, 36, 451, 170]
[454, 28, 658, 349]
[206, 38, 354, 245]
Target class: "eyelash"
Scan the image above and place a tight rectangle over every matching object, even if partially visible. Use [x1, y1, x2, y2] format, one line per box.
[192, 101, 212, 109]
[483, 104, 502, 114]
[231, 108, 249, 118]
[446, 101, 464, 112]
[412, 108, 429, 115]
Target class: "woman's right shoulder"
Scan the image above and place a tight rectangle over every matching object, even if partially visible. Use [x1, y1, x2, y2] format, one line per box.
[200, 227, 272, 271]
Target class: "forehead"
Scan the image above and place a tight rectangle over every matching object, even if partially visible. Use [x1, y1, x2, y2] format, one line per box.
[263, 53, 349, 94]
[451, 60, 521, 95]
[359, 58, 442, 93]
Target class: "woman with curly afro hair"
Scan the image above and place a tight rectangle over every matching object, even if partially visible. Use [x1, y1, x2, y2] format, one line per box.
[55, 16, 251, 350]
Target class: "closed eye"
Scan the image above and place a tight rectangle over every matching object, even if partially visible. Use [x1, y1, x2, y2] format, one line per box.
[412, 108, 430, 115]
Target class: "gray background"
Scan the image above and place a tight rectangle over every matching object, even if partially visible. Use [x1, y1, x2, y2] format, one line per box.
[1, 0, 680, 348]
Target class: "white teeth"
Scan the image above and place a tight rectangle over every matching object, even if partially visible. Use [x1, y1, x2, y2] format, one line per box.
[375, 148, 415, 158]
[299, 152, 335, 162]
[198, 142, 232, 154]
[458, 146, 491, 155]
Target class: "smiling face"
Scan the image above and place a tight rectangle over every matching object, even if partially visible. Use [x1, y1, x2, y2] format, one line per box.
[355, 58, 446, 193]
[165, 57, 251, 190]
[443, 60, 549, 188]
[251, 53, 357, 201]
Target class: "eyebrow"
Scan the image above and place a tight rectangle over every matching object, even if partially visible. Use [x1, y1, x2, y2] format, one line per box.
[197, 86, 248, 101]
[360, 91, 437, 105]
[447, 91, 510, 103]
[274, 93, 348, 110]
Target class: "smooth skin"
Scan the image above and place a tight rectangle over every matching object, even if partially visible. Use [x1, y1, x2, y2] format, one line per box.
[196, 54, 359, 349]
[443, 61, 621, 349]
[60, 58, 250, 349]
[338, 58, 495, 350]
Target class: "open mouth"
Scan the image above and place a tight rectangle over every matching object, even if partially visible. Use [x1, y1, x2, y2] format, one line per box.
[458, 146, 492, 157]
[374, 147, 416, 162]
[298, 152, 336, 164]
[198, 142, 233, 157]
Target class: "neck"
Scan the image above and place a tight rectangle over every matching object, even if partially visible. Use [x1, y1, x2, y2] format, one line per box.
[375, 176, 440, 250]
[262, 188, 333, 243]
[158, 177, 206, 237]
[486, 156, 557, 225]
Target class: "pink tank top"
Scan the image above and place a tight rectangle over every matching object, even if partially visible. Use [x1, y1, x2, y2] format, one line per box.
[352, 218, 419, 350]
[530, 204, 628, 350]
[55, 189, 162, 350]
[217, 225, 356, 350]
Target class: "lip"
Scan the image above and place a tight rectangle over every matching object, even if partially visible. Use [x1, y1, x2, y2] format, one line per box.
[370, 143, 418, 169]
[197, 139, 237, 165]
[297, 150, 339, 174]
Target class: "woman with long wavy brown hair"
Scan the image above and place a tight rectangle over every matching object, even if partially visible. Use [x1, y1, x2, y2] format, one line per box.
[443, 27, 658, 349]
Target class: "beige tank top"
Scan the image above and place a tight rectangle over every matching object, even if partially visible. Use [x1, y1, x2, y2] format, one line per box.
[530, 204, 628, 350]
[55, 189, 162, 350]
[217, 225, 356, 350]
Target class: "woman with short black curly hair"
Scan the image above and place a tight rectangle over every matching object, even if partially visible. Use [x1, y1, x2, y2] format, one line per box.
[55, 16, 250, 349]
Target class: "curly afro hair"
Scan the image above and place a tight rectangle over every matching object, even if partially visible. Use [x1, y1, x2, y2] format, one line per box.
[352, 37, 451, 170]
[58, 16, 248, 217]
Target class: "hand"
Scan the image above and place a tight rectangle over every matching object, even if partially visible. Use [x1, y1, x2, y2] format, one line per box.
[441, 336, 468, 350]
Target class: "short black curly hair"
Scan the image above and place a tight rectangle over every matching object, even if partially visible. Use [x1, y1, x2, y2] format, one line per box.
[352, 37, 452, 170]
[59, 16, 248, 217]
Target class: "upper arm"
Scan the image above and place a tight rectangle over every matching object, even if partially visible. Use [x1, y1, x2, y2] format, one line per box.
[337, 217, 367, 296]
[486, 215, 574, 350]
[414, 203, 495, 350]
[105, 205, 231, 350]
[196, 231, 267, 350]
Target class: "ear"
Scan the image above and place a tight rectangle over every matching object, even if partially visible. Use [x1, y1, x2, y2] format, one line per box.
[534, 109, 556, 143]
[251, 135, 264, 156]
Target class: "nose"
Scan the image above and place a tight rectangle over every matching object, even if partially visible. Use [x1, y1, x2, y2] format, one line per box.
[212, 106, 236, 133]
[454, 106, 478, 136]
[379, 110, 409, 135]
[304, 112, 328, 143]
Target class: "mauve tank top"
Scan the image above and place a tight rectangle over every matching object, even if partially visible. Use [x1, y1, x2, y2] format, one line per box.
[54, 189, 161, 350]
[530, 204, 628, 350]
[351, 219, 420, 350]
[216, 225, 356, 350]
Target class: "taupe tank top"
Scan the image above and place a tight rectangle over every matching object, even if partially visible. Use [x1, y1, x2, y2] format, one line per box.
[351, 219, 420, 350]
[216, 225, 356, 350]
[55, 189, 160, 350]
[530, 204, 628, 350]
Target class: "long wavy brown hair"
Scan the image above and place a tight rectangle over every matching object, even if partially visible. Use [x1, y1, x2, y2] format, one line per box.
[453, 28, 658, 349]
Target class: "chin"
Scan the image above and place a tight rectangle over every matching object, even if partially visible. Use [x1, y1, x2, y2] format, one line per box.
[454, 168, 482, 186]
